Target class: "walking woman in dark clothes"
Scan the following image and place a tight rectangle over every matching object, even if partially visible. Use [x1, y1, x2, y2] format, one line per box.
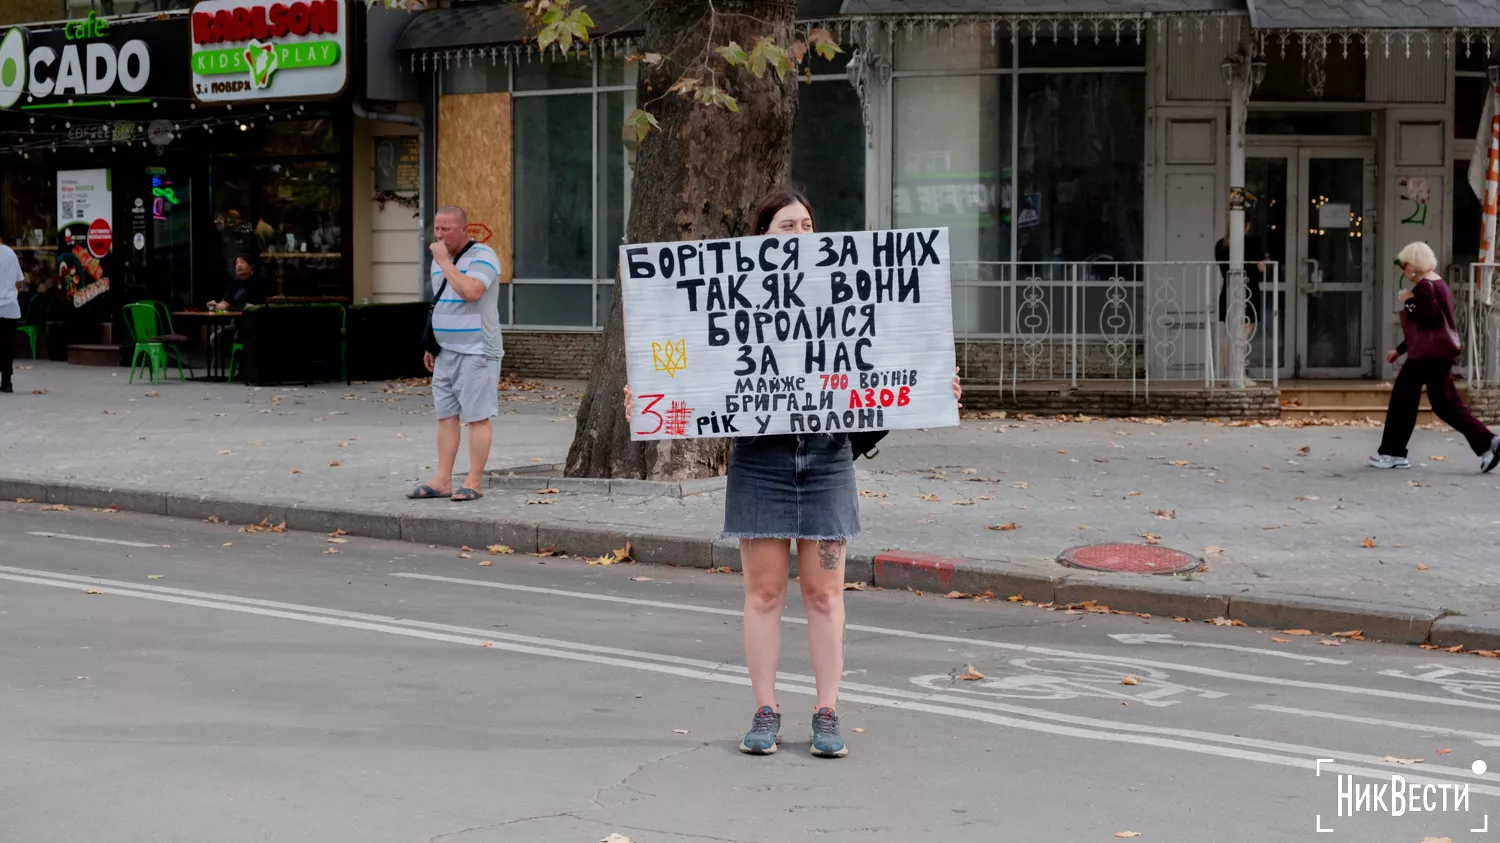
[1371, 241, 1500, 472]
[623, 189, 963, 758]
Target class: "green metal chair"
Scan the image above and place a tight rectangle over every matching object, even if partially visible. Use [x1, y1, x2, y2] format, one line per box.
[138, 299, 194, 380]
[16, 293, 41, 360]
[122, 303, 167, 384]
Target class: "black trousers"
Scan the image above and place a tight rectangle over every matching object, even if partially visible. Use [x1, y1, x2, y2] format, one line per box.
[1379, 358, 1494, 457]
[0, 317, 15, 382]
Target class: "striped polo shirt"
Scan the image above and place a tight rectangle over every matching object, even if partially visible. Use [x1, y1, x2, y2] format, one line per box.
[429, 241, 503, 359]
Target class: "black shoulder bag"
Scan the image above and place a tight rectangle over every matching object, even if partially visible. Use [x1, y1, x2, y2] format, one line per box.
[422, 239, 478, 356]
[850, 430, 888, 461]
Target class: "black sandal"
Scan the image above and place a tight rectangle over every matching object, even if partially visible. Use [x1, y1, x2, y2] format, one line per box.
[406, 484, 449, 500]
[450, 488, 483, 502]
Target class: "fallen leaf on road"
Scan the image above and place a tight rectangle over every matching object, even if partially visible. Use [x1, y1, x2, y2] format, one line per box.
[1014, 482, 1030, 490]
[958, 664, 985, 681]
[479, 560, 492, 567]
[458, 552, 472, 559]
[1331, 630, 1364, 639]
[1209, 617, 1247, 627]
[1142, 533, 1162, 545]
[1154, 509, 1175, 520]
[1007, 595, 1024, 602]
[631, 577, 653, 582]
[1408, 480, 1428, 487]
[1271, 637, 1292, 644]
[1361, 537, 1378, 548]
[31, 388, 48, 395]
[1384, 756, 1423, 764]
[1204, 545, 1224, 554]
[707, 566, 735, 573]
[329, 528, 350, 538]
[526, 499, 554, 505]
[222, 542, 233, 547]
[989, 523, 1020, 532]
[288, 468, 302, 475]
[1128, 490, 1143, 497]
[101, 409, 116, 415]
[852, 727, 866, 734]
[1417, 563, 1430, 570]
[486, 544, 513, 554]
[479, 641, 491, 647]
[268, 521, 287, 533]
[952, 499, 975, 506]
[1318, 639, 1343, 646]
[600, 834, 634, 843]
[1116, 832, 1141, 839]
[329, 460, 343, 467]
[1295, 495, 1320, 502]
[529, 547, 560, 557]
[15, 498, 33, 503]
[147, 575, 163, 580]
[84, 589, 102, 595]
[41, 504, 71, 512]
[1297, 446, 1311, 456]
[1421, 838, 1455, 843]
[843, 581, 865, 591]
[1430, 455, 1447, 462]
[1437, 748, 1453, 755]
[857, 489, 886, 498]
[1282, 629, 1315, 636]
[1170, 460, 1188, 466]
[326, 537, 349, 544]
[396, 433, 406, 439]
[945, 590, 969, 599]
[672, 729, 690, 735]
[535, 487, 560, 495]
[323, 548, 340, 555]
[1121, 675, 1140, 686]
[919, 494, 940, 502]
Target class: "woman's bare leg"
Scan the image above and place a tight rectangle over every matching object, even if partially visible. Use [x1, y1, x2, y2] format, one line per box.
[741, 538, 792, 710]
[796, 539, 847, 711]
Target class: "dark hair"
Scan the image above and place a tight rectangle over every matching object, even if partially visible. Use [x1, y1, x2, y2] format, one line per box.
[234, 251, 256, 266]
[750, 188, 814, 236]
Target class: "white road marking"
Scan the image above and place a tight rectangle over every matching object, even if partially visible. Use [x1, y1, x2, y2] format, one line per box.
[390, 571, 1500, 714]
[4, 569, 1498, 799]
[1109, 632, 1352, 665]
[25, 531, 161, 549]
[1252, 705, 1500, 744]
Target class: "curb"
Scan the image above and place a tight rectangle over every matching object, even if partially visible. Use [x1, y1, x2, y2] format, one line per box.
[4, 475, 1492, 654]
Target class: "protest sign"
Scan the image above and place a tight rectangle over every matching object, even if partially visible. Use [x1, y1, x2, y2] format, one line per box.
[621, 228, 957, 440]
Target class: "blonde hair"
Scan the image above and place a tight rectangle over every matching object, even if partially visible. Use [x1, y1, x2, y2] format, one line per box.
[1397, 241, 1438, 277]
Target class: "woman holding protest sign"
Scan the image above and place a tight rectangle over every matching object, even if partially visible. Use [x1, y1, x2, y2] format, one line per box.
[625, 189, 963, 759]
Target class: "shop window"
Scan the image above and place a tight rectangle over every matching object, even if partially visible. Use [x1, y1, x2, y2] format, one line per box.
[515, 283, 593, 327]
[1017, 73, 1144, 262]
[597, 91, 632, 280]
[596, 283, 613, 328]
[791, 80, 865, 234]
[514, 94, 592, 282]
[893, 75, 1012, 263]
[1457, 76, 1490, 140]
[1018, 38, 1145, 69]
[1, 169, 57, 302]
[894, 28, 1010, 72]
[443, 62, 510, 95]
[515, 58, 594, 91]
[212, 159, 345, 299]
[1253, 51, 1365, 103]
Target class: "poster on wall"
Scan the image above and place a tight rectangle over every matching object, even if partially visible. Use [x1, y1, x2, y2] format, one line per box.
[57, 169, 113, 308]
[189, 0, 348, 103]
[621, 228, 959, 440]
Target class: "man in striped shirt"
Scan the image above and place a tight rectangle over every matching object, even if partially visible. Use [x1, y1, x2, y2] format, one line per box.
[408, 206, 507, 502]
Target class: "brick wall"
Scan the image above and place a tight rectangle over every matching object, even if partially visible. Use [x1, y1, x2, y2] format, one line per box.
[962, 385, 1280, 420]
[503, 331, 604, 379]
[1470, 388, 1500, 425]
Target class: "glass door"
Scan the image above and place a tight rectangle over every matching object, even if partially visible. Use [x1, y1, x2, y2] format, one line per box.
[1296, 148, 1374, 377]
[1245, 151, 1292, 382]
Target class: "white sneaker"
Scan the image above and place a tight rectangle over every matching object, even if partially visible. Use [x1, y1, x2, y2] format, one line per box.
[1369, 454, 1411, 470]
[1482, 436, 1500, 474]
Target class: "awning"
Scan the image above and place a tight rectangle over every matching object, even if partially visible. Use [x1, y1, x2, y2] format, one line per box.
[1248, 0, 1500, 30]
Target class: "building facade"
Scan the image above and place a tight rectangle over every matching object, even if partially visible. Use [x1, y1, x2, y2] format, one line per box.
[391, 0, 1500, 403]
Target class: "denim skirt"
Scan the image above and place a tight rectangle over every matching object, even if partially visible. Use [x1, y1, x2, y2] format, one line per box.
[722, 434, 860, 541]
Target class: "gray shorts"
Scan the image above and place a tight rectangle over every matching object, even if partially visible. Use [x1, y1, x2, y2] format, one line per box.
[432, 351, 500, 423]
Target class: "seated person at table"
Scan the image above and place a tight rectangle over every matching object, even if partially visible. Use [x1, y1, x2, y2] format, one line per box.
[207, 252, 270, 357]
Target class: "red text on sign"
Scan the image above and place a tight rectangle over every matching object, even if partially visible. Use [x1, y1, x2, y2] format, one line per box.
[848, 386, 911, 409]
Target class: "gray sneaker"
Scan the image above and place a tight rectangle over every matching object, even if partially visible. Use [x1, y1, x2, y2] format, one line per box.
[1369, 454, 1411, 470]
[1483, 436, 1500, 474]
[738, 706, 780, 755]
[810, 707, 848, 758]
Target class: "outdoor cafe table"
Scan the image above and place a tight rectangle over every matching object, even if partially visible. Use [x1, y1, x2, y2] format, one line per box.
[172, 311, 240, 381]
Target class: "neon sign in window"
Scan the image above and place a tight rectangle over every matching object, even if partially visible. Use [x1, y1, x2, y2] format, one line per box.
[150, 174, 180, 221]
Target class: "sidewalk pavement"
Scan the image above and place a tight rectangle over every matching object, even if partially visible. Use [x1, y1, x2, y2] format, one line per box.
[2, 361, 1497, 651]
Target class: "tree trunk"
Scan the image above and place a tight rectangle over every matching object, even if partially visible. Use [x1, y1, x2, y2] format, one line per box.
[564, 0, 800, 480]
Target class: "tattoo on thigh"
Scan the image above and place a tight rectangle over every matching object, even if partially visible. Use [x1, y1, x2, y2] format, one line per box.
[818, 541, 844, 571]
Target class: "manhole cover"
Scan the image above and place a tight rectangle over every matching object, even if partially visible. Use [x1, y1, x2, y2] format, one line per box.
[1057, 543, 1200, 575]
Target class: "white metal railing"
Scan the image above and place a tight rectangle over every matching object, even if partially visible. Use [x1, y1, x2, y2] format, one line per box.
[950, 261, 1281, 396]
[1458, 264, 1500, 389]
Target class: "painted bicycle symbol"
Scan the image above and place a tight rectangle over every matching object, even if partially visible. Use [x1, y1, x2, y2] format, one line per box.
[1378, 664, 1500, 703]
[911, 657, 1229, 708]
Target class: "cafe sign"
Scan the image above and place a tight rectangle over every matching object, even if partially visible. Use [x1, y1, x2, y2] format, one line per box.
[0, 12, 170, 110]
[189, 0, 348, 102]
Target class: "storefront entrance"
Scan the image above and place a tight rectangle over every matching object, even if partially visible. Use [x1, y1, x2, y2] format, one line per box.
[1247, 142, 1376, 379]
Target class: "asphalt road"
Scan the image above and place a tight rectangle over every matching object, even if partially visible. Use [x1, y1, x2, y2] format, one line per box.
[2, 503, 1497, 843]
